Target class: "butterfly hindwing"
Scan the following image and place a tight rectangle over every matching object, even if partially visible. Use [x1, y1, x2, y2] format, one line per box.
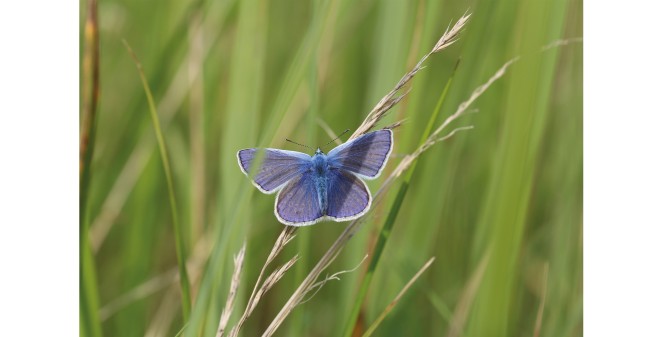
[237, 148, 311, 193]
[326, 129, 393, 179]
[275, 172, 323, 226]
[325, 169, 371, 220]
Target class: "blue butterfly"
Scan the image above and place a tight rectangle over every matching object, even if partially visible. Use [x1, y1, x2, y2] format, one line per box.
[237, 129, 393, 226]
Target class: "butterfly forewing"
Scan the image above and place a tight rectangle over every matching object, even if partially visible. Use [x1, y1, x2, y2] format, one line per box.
[237, 149, 311, 193]
[327, 129, 393, 179]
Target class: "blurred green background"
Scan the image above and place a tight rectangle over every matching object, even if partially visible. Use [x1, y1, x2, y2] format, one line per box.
[80, 0, 582, 336]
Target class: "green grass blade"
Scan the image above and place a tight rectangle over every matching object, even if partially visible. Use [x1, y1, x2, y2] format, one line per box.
[342, 60, 459, 337]
[80, 0, 102, 335]
[81, 240, 102, 337]
[466, 0, 568, 335]
[122, 40, 192, 322]
[291, 4, 321, 334]
[187, 1, 341, 335]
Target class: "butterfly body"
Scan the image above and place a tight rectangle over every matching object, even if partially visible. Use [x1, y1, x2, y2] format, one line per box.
[309, 151, 330, 215]
[237, 129, 393, 226]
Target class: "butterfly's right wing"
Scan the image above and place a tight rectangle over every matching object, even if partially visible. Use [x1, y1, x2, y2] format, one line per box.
[237, 148, 312, 194]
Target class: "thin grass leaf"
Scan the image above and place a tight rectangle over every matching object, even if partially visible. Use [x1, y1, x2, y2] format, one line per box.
[466, 1, 570, 334]
[187, 1, 342, 334]
[88, 0, 237, 252]
[532, 263, 550, 337]
[123, 40, 192, 322]
[361, 257, 435, 337]
[446, 251, 491, 337]
[291, 6, 322, 332]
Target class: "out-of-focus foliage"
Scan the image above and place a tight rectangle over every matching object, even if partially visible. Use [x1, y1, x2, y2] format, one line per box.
[80, 0, 582, 335]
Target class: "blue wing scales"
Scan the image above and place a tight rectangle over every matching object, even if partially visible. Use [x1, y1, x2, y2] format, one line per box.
[327, 129, 393, 179]
[325, 170, 371, 221]
[275, 172, 323, 226]
[237, 149, 311, 193]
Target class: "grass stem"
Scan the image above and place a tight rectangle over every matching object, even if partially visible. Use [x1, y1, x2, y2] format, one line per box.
[123, 40, 192, 322]
[80, 0, 102, 335]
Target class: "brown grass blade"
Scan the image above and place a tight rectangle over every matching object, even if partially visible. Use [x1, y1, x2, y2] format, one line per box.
[446, 251, 490, 337]
[533, 263, 550, 337]
[361, 257, 436, 337]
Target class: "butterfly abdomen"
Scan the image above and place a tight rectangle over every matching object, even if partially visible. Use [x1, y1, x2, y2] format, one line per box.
[311, 154, 330, 215]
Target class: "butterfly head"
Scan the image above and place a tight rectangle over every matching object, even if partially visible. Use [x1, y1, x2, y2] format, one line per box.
[314, 148, 324, 156]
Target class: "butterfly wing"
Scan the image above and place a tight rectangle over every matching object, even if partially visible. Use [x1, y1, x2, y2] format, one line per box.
[237, 148, 311, 194]
[275, 172, 323, 226]
[325, 169, 371, 221]
[326, 129, 393, 179]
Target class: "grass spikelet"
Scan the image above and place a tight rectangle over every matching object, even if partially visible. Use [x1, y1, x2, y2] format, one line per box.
[229, 256, 300, 337]
[350, 12, 471, 139]
[216, 243, 246, 337]
[225, 227, 298, 337]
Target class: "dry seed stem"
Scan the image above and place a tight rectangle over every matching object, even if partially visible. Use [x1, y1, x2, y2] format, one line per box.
[216, 244, 246, 337]
[262, 13, 479, 336]
[350, 12, 471, 140]
[227, 227, 297, 337]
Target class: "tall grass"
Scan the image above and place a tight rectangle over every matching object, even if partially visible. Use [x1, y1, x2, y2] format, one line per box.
[80, 0, 582, 336]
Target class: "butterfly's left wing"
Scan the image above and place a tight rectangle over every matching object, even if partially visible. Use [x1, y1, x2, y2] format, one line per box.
[326, 129, 393, 180]
[237, 148, 311, 194]
[275, 172, 323, 226]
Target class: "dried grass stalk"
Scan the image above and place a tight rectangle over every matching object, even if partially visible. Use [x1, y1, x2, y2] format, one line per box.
[350, 12, 471, 140]
[299, 255, 369, 305]
[216, 243, 246, 337]
[226, 227, 298, 337]
[262, 49, 519, 337]
[260, 13, 519, 337]
[228, 256, 300, 337]
[387, 57, 519, 183]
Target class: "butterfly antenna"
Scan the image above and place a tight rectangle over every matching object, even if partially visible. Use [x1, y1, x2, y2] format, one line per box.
[285, 138, 312, 150]
[325, 129, 350, 146]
